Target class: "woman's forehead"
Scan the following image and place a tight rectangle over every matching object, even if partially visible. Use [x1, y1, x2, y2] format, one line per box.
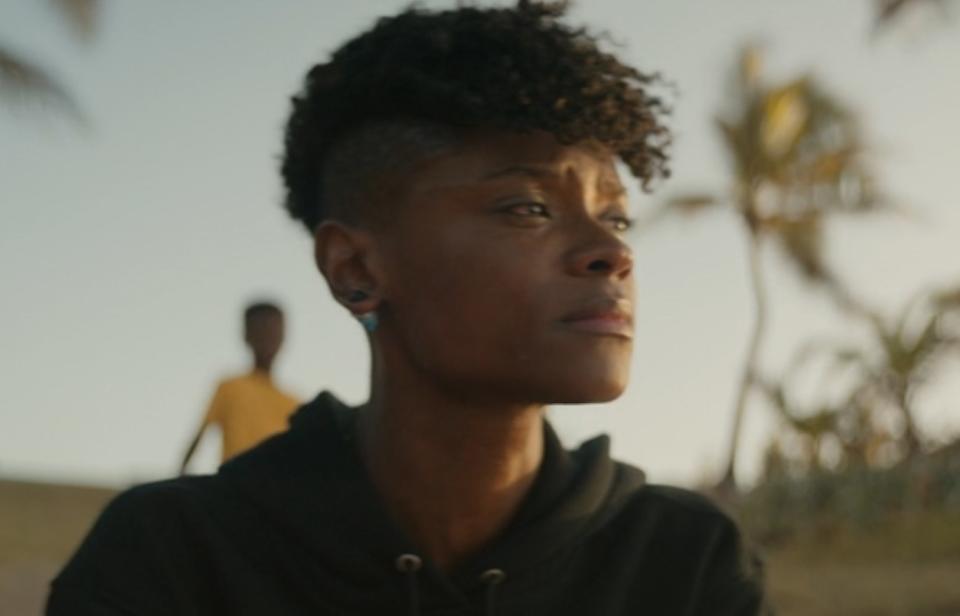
[405, 129, 624, 192]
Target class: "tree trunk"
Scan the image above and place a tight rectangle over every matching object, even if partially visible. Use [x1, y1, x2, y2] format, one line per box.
[718, 230, 769, 493]
[895, 380, 923, 458]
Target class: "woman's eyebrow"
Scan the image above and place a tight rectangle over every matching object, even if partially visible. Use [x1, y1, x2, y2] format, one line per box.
[599, 180, 627, 199]
[479, 165, 627, 199]
[601, 202, 630, 215]
[480, 165, 555, 181]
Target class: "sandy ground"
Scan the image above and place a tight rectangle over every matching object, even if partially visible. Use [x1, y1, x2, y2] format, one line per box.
[0, 479, 115, 616]
[769, 557, 960, 615]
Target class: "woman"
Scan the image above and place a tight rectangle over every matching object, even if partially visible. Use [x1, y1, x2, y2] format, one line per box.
[49, 2, 767, 614]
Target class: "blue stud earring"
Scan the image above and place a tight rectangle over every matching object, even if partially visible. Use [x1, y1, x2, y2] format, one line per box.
[355, 311, 379, 333]
[347, 290, 378, 333]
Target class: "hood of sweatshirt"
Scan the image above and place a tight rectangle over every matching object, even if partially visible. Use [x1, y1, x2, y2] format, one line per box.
[217, 391, 646, 613]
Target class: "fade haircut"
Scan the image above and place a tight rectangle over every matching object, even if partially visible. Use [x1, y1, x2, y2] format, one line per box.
[281, 0, 671, 232]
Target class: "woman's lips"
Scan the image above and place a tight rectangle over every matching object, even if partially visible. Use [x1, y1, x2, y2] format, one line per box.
[559, 301, 633, 339]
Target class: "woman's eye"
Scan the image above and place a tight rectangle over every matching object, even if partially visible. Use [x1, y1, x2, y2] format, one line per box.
[607, 216, 634, 232]
[505, 202, 550, 218]
[499, 202, 551, 226]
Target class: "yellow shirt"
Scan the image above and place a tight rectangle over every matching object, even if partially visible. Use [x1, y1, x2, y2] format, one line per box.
[203, 372, 300, 462]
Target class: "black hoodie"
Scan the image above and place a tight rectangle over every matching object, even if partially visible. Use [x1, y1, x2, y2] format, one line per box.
[48, 393, 768, 615]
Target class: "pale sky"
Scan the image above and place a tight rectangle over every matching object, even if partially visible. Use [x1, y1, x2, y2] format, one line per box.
[2, 0, 958, 488]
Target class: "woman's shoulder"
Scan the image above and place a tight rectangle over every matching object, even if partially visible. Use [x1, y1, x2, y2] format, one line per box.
[634, 483, 732, 519]
[62, 475, 235, 558]
[600, 477, 768, 612]
[104, 475, 224, 515]
[48, 476, 236, 613]
[608, 475, 744, 541]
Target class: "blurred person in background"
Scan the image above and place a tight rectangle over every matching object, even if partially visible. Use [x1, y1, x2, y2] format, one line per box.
[48, 2, 767, 614]
[179, 301, 300, 473]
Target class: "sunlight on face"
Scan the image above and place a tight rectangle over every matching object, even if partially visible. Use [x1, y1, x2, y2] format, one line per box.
[373, 129, 636, 405]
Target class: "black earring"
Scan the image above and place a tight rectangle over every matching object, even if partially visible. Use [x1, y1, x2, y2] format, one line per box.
[347, 290, 369, 303]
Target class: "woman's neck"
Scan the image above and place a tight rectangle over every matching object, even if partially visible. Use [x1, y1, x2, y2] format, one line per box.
[358, 374, 544, 570]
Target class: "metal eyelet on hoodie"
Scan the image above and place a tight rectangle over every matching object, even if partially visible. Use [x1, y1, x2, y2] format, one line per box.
[395, 554, 423, 616]
[479, 568, 506, 616]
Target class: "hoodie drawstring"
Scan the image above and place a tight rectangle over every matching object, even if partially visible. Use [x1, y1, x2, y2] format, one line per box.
[480, 568, 505, 616]
[395, 554, 505, 616]
[395, 554, 423, 616]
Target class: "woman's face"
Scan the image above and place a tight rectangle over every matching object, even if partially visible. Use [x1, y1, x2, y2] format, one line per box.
[373, 129, 635, 405]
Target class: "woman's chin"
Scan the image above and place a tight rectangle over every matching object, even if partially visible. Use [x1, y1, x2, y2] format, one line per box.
[541, 374, 629, 405]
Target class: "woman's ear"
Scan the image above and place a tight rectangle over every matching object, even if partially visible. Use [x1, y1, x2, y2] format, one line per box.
[313, 221, 381, 315]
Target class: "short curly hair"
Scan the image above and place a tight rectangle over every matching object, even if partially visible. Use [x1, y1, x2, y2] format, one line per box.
[281, 0, 671, 232]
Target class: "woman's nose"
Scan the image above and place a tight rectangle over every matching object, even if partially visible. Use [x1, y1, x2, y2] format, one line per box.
[566, 233, 634, 280]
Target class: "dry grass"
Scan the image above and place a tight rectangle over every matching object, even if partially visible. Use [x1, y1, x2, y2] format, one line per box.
[758, 510, 960, 615]
[769, 557, 960, 615]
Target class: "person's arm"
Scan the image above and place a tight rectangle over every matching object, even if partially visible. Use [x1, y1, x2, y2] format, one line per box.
[179, 383, 224, 475]
[179, 424, 206, 475]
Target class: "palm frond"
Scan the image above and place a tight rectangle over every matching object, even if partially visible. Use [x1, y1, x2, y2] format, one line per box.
[739, 45, 763, 91]
[760, 79, 810, 159]
[50, 0, 99, 41]
[934, 286, 960, 310]
[636, 193, 723, 233]
[875, 0, 955, 30]
[773, 214, 827, 281]
[658, 193, 723, 220]
[0, 45, 82, 120]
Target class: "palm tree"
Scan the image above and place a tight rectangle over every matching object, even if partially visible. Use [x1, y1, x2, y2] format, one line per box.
[874, 0, 956, 30]
[0, 0, 98, 119]
[760, 284, 960, 474]
[651, 46, 886, 491]
[831, 285, 960, 458]
[755, 342, 895, 474]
